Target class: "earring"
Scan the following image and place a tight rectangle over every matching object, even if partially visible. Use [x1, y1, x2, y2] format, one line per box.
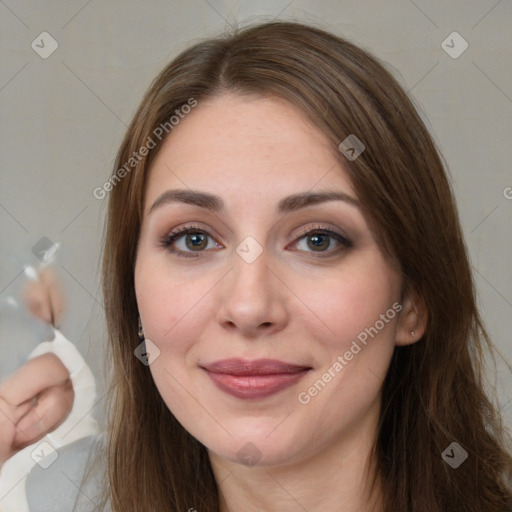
[138, 317, 145, 340]
[410, 330, 415, 337]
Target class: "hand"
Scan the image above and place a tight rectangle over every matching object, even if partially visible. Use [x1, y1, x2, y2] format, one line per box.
[0, 353, 74, 464]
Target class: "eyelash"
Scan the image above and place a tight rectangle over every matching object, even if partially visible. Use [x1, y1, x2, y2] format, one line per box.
[159, 223, 353, 258]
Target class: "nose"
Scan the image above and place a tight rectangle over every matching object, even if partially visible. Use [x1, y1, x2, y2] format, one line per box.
[215, 248, 289, 338]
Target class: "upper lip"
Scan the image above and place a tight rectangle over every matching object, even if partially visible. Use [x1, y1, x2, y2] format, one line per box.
[200, 358, 311, 376]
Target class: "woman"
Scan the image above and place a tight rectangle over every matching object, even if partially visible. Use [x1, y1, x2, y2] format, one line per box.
[30, 20, 512, 511]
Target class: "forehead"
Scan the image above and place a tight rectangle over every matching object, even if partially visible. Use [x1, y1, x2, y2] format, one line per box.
[146, 93, 356, 206]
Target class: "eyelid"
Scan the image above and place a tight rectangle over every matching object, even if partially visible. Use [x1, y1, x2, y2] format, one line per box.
[167, 222, 214, 239]
[292, 223, 352, 245]
[160, 222, 352, 257]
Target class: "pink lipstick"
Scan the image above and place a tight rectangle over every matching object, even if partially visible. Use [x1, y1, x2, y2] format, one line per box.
[201, 358, 311, 399]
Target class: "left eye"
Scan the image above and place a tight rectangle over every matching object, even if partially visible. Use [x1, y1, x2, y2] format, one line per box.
[293, 231, 347, 253]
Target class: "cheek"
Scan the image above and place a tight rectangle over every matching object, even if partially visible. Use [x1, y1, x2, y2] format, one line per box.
[292, 254, 400, 351]
[134, 252, 212, 346]
[295, 283, 398, 445]
[135, 256, 209, 424]
[294, 256, 400, 422]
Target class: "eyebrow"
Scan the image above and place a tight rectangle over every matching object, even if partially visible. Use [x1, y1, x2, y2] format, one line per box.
[149, 188, 360, 215]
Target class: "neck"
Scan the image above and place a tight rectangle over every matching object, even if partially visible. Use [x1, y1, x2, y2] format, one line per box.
[209, 403, 384, 512]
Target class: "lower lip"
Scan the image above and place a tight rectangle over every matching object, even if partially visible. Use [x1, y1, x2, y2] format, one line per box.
[203, 369, 309, 399]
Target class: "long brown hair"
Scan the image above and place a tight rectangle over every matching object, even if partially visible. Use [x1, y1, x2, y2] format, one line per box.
[101, 21, 512, 511]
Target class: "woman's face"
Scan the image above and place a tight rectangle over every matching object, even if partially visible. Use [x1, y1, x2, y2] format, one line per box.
[135, 93, 406, 468]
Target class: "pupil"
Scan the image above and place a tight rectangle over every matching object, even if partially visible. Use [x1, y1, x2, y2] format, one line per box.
[186, 233, 207, 250]
[308, 234, 328, 251]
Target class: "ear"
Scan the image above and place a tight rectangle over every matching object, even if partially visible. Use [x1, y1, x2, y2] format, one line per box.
[395, 286, 428, 346]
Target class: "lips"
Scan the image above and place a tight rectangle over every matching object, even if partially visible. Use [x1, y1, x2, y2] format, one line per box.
[200, 358, 311, 399]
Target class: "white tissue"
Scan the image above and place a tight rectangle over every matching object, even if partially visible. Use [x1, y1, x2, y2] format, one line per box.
[0, 329, 99, 512]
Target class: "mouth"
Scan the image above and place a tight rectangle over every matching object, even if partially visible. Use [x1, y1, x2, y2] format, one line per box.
[200, 358, 312, 399]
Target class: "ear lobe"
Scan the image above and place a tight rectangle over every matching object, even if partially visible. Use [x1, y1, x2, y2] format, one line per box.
[395, 290, 428, 346]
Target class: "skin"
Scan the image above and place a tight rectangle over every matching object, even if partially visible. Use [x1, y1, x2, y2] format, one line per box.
[0, 267, 73, 465]
[23, 267, 65, 327]
[135, 93, 427, 511]
[0, 354, 73, 464]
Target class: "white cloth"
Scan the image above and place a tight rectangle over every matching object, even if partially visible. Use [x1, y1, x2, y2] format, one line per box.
[0, 329, 99, 512]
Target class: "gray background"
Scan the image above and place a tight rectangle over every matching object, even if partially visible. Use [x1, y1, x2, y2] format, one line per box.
[1, 0, 511, 429]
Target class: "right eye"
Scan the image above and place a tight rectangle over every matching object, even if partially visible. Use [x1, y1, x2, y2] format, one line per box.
[160, 226, 223, 258]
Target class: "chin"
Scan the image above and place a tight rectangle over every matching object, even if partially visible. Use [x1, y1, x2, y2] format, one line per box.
[209, 439, 299, 468]
[199, 419, 311, 468]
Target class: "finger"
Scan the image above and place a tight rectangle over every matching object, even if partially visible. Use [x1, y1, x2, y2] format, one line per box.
[39, 267, 65, 327]
[0, 395, 17, 423]
[10, 397, 34, 424]
[0, 396, 21, 462]
[12, 411, 47, 452]
[14, 381, 74, 450]
[0, 353, 70, 406]
[22, 280, 53, 324]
